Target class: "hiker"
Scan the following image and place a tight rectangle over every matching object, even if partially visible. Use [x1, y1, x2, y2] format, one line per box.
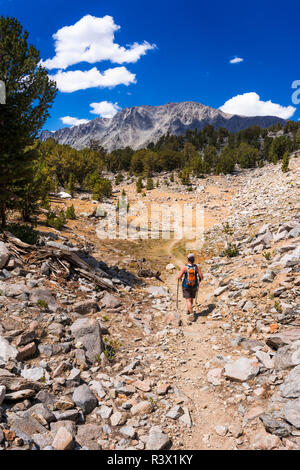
[177, 253, 204, 319]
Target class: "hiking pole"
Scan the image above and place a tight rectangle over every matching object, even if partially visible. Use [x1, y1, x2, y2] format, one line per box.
[176, 279, 179, 310]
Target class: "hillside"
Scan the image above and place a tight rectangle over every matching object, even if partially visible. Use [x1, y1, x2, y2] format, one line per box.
[0, 153, 299, 450]
[40, 101, 285, 151]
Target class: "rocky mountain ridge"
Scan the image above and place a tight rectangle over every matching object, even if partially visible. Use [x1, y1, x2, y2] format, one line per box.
[40, 101, 285, 151]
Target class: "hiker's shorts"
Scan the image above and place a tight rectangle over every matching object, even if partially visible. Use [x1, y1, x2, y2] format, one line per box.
[182, 286, 197, 299]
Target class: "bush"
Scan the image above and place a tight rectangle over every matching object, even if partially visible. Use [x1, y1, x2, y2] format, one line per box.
[115, 173, 124, 185]
[46, 210, 66, 230]
[136, 177, 143, 193]
[146, 177, 154, 190]
[36, 299, 49, 310]
[262, 251, 271, 260]
[66, 204, 76, 220]
[281, 151, 290, 173]
[4, 223, 39, 245]
[223, 243, 239, 258]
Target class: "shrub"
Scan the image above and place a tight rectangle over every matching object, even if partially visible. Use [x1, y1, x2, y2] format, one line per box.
[223, 243, 239, 258]
[115, 173, 124, 185]
[46, 210, 66, 230]
[146, 177, 154, 190]
[103, 337, 122, 361]
[36, 299, 49, 310]
[66, 204, 76, 220]
[136, 177, 143, 193]
[5, 223, 39, 245]
[281, 151, 290, 173]
[262, 251, 271, 260]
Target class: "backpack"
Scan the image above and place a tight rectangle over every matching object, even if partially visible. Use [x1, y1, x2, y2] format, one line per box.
[185, 265, 197, 287]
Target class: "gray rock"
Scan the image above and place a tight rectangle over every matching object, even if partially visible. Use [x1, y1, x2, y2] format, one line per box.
[120, 425, 137, 439]
[97, 405, 113, 419]
[256, 350, 274, 369]
[282, 399, 300, 429]
[224, 357, 259, 382]
[0, 385, 6, 405]
[279, 245, 300, 267]
[146, 285, 169, 298]
[280, 365, 300, 398]
[261, 270, 276, 283]
[166, 405, 184, 420]
[145, 426, 170, 450]
[0, 280, 29, 297]
[53, 410, 79, 422]
[26, 403, 56, 423]
[10, 415, 47, 443]
[73, 299, 99, 315]
[214, 286, 228, 296]
[75, 424, 103, 450]
[266, 329, 300, 350]
[30, 288, 58, 311]
[260, 414, 292, 437]
[71, 318, 104, 363]
[100, 292, 121, 309]
[110, 411, 127, 426]
[274, 341, 300, 370]
[89, 380, 106, 399]
[0, 242, 9, 269]
[21, 367, 45, 381]
[72, 384, 97, 415]
[0, 336, 18, 362]
[289, 224, 300, 238]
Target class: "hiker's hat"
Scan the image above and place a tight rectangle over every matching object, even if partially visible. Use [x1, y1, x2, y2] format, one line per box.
[187, 253, 195, 260]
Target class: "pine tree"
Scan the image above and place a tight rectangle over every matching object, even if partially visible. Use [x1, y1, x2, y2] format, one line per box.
[136, 177, 143, 193]
[0, 16, 57, 226]
[281, 151, 290, 173]
[146, 177, 154, 190]
[67, 173, 75, 197]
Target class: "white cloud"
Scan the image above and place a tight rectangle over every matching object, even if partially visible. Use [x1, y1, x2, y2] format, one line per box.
[220, 92, 296, 119]
[50, 66, 136, 92]
[229, 57, 244, 64]
[41, 15, 156, 70]
[90, 101, 121, 118]
[60, 116, 90, 126]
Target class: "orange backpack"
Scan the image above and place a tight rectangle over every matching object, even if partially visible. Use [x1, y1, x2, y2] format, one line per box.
[186, 265, 197, 287]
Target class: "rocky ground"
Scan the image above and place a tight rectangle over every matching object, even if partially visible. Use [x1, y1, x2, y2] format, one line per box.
[0, 154, 299, 450]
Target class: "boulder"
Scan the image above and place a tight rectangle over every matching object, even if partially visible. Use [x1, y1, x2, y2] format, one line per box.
[0, 242, 10, 268]
[274, 340, 300, 370]
[72, 384, 97, 415]
[100, 292, 121, 309]
[30, 288, 58, 312]
[266, 329, 300, 350]
[73, 299, 99, 315]
[145, 426, 170, 450]
[282, 399, 300, 429]
[75, 424, 103, 450]
[224, 357, 259, 382]
[52, 427, 74, 450]
[280, 365, 300, 398]
[70, 318, 104, 363]
[0, 336, 18, 362]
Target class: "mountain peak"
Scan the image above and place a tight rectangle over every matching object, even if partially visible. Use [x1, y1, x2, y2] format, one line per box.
[41, 101, 285, 151]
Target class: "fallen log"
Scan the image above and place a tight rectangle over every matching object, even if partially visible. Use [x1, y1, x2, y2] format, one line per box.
[34, 246, 116, 291]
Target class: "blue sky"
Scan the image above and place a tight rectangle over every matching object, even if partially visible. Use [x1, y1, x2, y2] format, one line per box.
[2, 0, 300, 130]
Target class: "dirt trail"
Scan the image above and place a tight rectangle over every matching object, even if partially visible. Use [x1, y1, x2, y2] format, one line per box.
[162, 185, 243, 449]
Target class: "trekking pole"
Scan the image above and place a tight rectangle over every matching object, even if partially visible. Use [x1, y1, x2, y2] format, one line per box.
[195, 285, 199, 307]
[176, 279, 179, 310]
